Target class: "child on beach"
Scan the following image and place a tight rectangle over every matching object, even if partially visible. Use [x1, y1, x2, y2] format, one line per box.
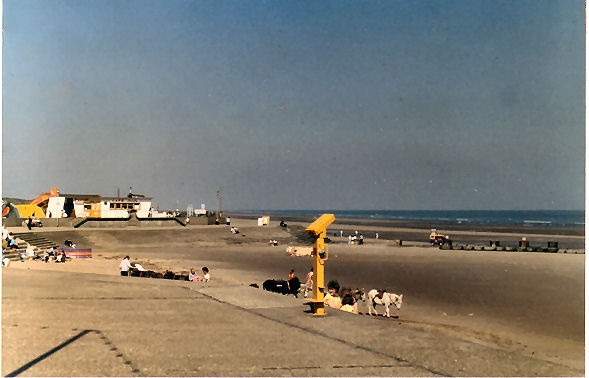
[201, 267, 210, 282]
[189, 268, 200, 282]
[324, 280, 342, 309]
[339, 294, 358, 314]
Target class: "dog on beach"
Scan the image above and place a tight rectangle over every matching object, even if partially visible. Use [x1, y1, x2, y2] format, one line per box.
[366, 289, 403, 317]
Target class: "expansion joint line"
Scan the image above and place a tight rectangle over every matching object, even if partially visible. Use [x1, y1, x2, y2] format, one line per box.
[198, 292, 449, 377]
[6, 329, 140, 377]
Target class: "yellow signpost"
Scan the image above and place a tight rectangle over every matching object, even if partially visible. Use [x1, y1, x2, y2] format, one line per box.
[305, 213, 335, 316]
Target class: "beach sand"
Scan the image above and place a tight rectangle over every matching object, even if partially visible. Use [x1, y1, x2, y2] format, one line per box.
[3, 217, 585, 375]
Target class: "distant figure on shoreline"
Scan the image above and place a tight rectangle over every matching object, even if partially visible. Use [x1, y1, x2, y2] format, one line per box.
[226, 217, 231, 225]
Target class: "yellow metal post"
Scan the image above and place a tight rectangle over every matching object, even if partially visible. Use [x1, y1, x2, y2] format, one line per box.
[305, 213, 335, 316]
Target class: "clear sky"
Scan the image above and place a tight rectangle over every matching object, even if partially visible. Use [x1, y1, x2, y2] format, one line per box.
[2, 0, 585, 211]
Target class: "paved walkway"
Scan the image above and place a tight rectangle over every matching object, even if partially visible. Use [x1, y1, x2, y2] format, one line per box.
[2, 269, 582, 376]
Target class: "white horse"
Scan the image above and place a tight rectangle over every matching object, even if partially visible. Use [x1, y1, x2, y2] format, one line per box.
[367, 289, 403, 317]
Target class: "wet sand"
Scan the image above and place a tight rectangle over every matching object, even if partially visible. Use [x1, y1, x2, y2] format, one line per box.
[3, 217, 585, 375]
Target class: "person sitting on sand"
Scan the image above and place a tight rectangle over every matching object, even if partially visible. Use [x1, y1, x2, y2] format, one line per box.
[189, 268, 200, 282]
[201, 267, 210, 282]
[2, 252, 9, 267]
[324, 280, 342, 309]
[25, 243, 37, 260]
[119, 256, 134, 276]
[64, 239, 76, 248]
[55, 251, 66, 263]
[339, 294, 358, 314]
[43, 246, 55, 263]
[7, 233, 18, 250]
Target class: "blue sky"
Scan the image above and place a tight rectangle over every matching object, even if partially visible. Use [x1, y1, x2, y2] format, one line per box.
[2, 0, 585, 211]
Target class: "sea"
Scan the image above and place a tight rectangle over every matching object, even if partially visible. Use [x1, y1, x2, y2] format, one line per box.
[246, 210, 585, 228]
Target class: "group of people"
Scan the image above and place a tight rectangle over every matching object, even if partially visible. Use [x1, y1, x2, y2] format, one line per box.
[3, 226, 19, 250]
[324, 279, 360, 314]
[5, 234, 18, 250]
[339, 230, 378, 242]
[119, 255, 210, 282]
[296, 268, 359, 313]
[188, 267, 210, 282]
[347, 232, 364, 245]
[18, 244, 67, 263]
[42, 246, 67, 263]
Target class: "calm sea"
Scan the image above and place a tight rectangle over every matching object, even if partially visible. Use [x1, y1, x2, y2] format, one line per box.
[247, 210, 585, 228]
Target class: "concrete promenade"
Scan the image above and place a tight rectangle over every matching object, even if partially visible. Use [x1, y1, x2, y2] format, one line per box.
[2, 268, 581, 377]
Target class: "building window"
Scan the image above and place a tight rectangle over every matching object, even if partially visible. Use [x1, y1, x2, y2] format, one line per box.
[109, 202, 139, 210]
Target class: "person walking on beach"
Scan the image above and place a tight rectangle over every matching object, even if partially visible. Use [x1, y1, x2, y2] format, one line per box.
[119, 256, 134, 276]
[303, 268, 313, 298]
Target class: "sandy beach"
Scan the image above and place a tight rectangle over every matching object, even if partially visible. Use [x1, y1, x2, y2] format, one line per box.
[2, 217, 585, 376]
